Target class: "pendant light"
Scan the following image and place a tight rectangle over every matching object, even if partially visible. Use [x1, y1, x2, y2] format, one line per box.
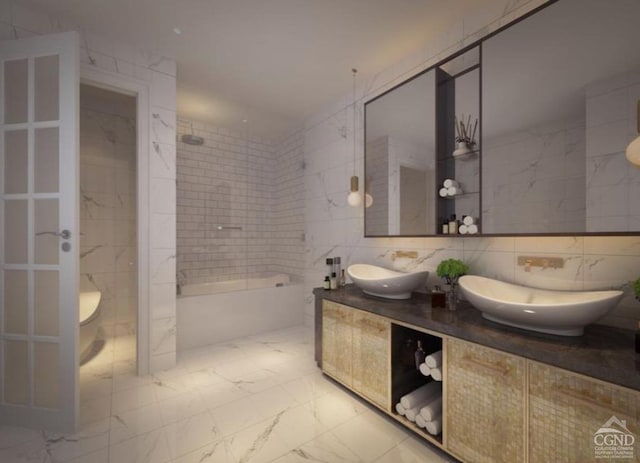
[626, 100, 640, 166]
[347, 68, 362, 207]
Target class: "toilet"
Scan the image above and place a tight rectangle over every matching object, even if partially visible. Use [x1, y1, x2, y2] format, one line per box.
[79, 291, 102, 363]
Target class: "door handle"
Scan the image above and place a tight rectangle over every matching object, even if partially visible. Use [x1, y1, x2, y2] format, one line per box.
[36, 229, 71, 239]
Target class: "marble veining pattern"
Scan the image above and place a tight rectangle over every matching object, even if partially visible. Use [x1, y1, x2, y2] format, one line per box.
[0, 326, 455, 463]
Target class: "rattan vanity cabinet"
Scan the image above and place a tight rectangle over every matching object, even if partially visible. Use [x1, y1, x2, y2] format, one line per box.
[321, 300, 353, 386]
[352, 309, 391, 410]
[528, 362, 639, 463]
[446, 338, 527, 463]
[322, 301, 391, 410]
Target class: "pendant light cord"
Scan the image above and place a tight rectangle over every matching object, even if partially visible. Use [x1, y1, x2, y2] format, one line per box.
[352, 68, 357, 177]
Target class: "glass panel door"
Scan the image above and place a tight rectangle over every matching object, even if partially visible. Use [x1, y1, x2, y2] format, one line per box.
[0, 32, 79, 432]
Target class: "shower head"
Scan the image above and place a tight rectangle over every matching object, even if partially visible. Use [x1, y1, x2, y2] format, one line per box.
[181, 134, 205, 146]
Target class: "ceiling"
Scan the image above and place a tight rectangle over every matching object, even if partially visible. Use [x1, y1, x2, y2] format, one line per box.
[24, 0, 496, 139]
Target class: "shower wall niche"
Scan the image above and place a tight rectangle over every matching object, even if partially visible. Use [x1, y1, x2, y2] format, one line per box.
[80, 84, 137, 336]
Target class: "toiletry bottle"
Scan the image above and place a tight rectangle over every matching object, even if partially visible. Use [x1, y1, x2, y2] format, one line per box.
[326, 258, 333, 277]
[334, 257, 341, 283]
[431, 285, 446, 308]
[442, 222, 449, 235]
[402, 339, 416, 367]
[330, 272, 337, 289]
[414, 340, 426, 370]
[340, 269, 346, 287]
[449, 214, 458, 234]
[323, 276, 331, 290]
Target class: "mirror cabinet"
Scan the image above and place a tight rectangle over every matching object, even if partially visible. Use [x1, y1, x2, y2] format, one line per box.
[364, 0, 640, 236]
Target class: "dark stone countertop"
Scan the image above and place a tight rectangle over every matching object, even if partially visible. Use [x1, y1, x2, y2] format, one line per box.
[313, 285, 640, 392]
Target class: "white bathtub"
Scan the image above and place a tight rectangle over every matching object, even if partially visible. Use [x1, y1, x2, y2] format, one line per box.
[177, 274, 303, 350]
[179, 273, 291, 296]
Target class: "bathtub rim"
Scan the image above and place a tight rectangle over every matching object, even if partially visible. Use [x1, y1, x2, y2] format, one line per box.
[179, 273, 292, 297]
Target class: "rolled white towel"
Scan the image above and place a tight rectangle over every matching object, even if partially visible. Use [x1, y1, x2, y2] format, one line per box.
[425, 417, 443, 436]
[468, 224, 478, 234]
[419, 396, 443, 422]
[400, 382, 441, 410]
[446, 186, 463, 196]
[430, 367, 442, 381]
[405, 405, 421, 422]
[395, 402, 406, 416]
[463, 215, 475, 226]
[438, 187, 449, 198]
[425, 350, 442, 369]
[443, 179, 459, 188]
[415, 414, 427, 429]
[419, 363, 431, 377]
[459, 224, 468, 234]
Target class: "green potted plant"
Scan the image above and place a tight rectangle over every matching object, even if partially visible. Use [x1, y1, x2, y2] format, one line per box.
[436, 258, 469, 311]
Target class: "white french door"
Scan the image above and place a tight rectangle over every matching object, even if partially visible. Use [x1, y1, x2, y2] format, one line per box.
[0, 32, 80, 432]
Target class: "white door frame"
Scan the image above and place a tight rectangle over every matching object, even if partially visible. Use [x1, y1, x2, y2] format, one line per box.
[80, 66, 150, 375]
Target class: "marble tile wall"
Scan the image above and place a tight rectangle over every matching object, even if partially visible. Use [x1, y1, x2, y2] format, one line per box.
[80, 85, 137, 337]
[301, 0, 640, 331]
[176, 119, 305, 285]
[1, 1, 178, 372]
[585, 67, 640, 231]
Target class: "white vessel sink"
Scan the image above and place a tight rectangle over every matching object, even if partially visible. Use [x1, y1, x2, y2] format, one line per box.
[347, 264, 428, 300]
[458, 275, 623, 336]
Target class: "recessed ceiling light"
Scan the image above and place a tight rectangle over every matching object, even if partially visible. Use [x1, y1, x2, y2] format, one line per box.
[242, 119, 248, 123]
[173, 27, 182, 35]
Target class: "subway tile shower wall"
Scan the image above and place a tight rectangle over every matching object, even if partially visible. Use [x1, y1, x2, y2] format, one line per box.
[176, 120, 305, 285]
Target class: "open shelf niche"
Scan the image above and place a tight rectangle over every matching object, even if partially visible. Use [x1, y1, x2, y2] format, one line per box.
[391, 323, 444, 445]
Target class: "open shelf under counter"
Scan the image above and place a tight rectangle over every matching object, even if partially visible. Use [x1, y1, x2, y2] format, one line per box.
[391, 323, 444, 446]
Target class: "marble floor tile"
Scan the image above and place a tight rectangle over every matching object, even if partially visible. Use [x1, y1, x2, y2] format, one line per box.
[210, 395, 268, 437]
[109, 402, 164, 445]
[304, 390, 366, 429]
[373, 435, 456, 463]
[157, 390, 209, 425]
[163, 411, 221, 460]
[0, 324, 459, 463]
[108, 428, 172, 463]
[280, 371, 337, 404]
[271, 403, 329, 449]
[227, 415, 291, 463]
[271, 431, 361, 463]
[111, 384, 158, 414]
[331, 411, 408, 462]
[171, 439, 237, 463]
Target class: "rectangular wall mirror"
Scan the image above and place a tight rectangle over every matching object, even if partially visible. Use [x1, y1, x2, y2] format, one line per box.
[364, 0, 640, 236]
[365, 68, 437, 235]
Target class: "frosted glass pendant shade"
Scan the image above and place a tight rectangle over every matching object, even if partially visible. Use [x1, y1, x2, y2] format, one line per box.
[348, 191, 362, 207]
[626, 136, 640, 166]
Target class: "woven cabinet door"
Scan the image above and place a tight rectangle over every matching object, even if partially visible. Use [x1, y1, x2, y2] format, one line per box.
[321, 301, 353, 386]
[446, 338, 526, 463]
[529, 362, 639, 463]
[352, 310, 391, 410]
